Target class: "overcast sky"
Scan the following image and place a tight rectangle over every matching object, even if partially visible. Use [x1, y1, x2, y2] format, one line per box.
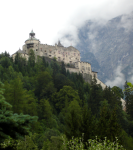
[0, 0, 133, 55]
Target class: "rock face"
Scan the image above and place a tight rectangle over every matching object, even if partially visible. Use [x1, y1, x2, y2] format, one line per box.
[76, 11, 133, 84]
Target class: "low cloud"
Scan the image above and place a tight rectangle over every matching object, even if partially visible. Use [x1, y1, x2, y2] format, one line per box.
[105, 65, 125, 88]
[117, 12, 133, 32]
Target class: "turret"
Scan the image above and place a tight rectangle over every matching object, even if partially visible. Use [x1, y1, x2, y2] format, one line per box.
[25, 30, 40, 49]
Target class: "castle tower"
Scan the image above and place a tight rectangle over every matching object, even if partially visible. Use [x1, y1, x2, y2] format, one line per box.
[24, 30, 40, 53]
[29, 30, 35, 38]
[57, 40, 64, 47]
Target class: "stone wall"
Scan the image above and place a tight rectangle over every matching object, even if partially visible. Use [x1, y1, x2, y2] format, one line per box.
[23, 42, 80, 66]
[66, 67, 80, 74]
[96, 78, 107, 89]
[77, 61, 92, 74]
[12, 53, 29, 61]
[82, 73, 92, 84]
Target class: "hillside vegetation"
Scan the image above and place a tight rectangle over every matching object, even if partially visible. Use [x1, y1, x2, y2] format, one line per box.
[0, 50, 133, 150]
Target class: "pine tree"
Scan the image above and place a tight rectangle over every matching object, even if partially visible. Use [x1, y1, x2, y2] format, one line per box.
[0, 81, 38, 143]
[88, 75, 103, 118]
[28, 49, 35, 68]
[96, 99, 123, 147]
[60, 61, 66, 76]
[124, 81, 131, 115]
[81, 103, 98, 145]
[4, 78, 27, 114]
[64, 100, 82, 140]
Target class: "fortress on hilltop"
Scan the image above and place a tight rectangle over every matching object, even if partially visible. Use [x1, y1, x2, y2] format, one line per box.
[12, 30, 99, 83]
[12, 30, 126, 111]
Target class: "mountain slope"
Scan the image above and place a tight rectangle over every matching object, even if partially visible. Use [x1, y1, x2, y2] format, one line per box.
[76, 11, 133, 84]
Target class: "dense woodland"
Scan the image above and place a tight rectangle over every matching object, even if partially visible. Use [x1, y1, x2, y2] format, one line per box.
[0, 50, 133, 150]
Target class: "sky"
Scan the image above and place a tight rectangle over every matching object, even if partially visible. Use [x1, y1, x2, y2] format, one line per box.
[0, 0, 133, 56]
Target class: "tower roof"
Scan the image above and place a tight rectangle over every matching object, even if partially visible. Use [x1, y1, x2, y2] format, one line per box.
[25, 30, 40, 42]
[30, 30, 34, 34]
[57, 40, 64, 47]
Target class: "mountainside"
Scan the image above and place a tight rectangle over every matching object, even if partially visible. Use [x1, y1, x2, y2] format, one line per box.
[76, 11, 133, 85]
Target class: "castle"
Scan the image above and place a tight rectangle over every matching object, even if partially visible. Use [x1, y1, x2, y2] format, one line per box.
[12, 30, 126, 111]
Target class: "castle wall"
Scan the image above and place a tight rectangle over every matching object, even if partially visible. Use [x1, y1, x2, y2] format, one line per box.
[96, 78, 106, 89]
[92, 71, 98, 78]
[12, 53, 29, 61]
[25, 39, 40, 44]
[66, 67, 80, 74]
[78, 61, 92, 74]
[23, 42, 80, 66]
[121, 98, 126, 111]
[82, 73, 92, 84]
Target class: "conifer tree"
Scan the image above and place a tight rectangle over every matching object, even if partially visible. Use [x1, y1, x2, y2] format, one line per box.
[60, 61, 66, 76]
[38, 99, 52, 121]
[52, 86, 81, 113]
[88, 75, 103, 117]
[124, 81, 131, 115]
[35, 71, 56, 100]
[81, 103, 98, 145]
[64, 100, 82, 140]
[0, 81, 38, 143]
[28, 49, 35, 68]
[4, 78, 27, 114]
[96, 99, 123, 146]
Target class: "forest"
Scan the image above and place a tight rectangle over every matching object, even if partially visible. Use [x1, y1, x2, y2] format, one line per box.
[0, 49, 133, 150]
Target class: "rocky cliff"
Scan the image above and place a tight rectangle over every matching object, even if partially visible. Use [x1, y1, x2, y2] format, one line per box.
[76, 11, 133, 86]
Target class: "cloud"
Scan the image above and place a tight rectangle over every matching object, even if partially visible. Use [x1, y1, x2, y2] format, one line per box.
[116, 12, 133, 32]
[105, 65, 125, 88]
[0, 0, 133, 55]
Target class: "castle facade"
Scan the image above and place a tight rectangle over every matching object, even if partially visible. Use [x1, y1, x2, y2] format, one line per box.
[12, 30, 126, 111]
[13, 30, 98, 79]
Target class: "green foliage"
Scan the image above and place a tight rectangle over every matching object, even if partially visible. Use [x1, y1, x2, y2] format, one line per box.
[0, 81, 38, 144]
[88, 76, 103, 117]
[1, 51, 133, 149]
[81, 103, 98, 145]
[112, 86, 124, 99]
[54, 73, 75, 92]
[28, 49, 35, 68]
[124, 81, 133, 121]
[96, 99, 123, 145]
[38, 99, 52, 121]
[52, 86, 81, 113]
[61, 134, 126, 150]
[4, 78, 28, 114]
[17, 133, 38, 150]
[124, 82, 133, 92]
[0, 56, 12, 68]
[35, 71, 56, 100]
[64, 100, 82, 140]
